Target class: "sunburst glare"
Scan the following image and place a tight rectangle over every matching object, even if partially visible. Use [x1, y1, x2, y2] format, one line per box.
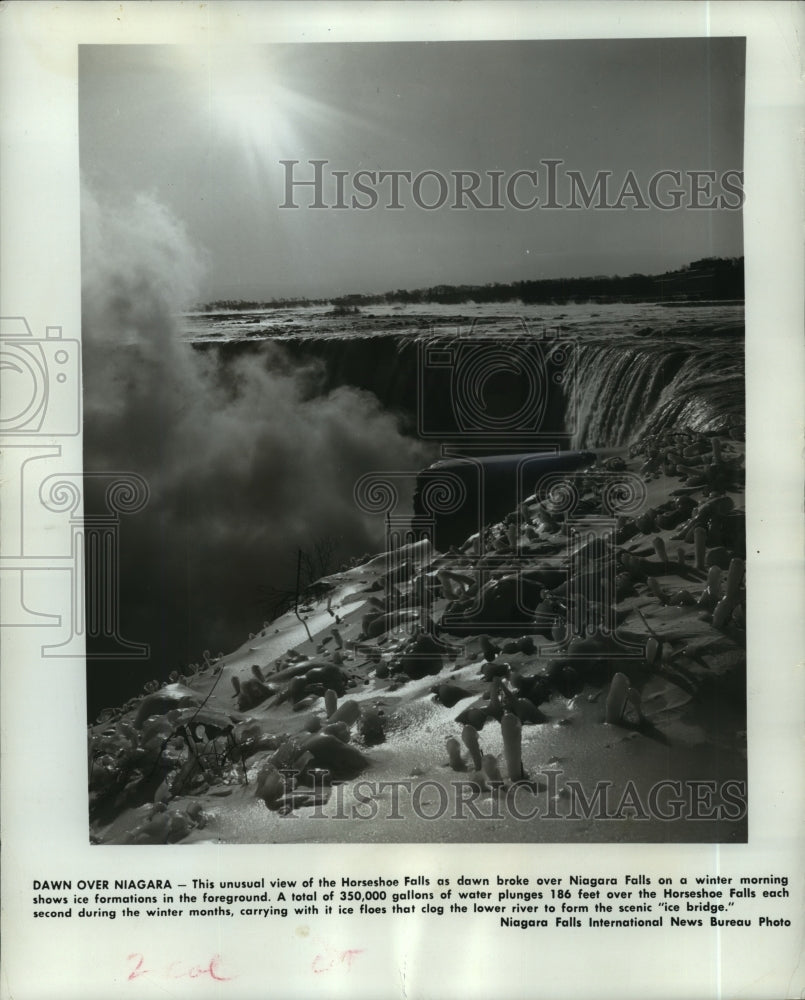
[180, 46, 364, 182]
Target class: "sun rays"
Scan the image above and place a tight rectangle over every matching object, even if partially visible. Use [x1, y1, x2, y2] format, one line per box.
[180, 46, 366, 184]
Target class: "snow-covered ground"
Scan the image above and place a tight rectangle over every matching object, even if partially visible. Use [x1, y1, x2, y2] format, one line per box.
[89, 435, 747, 845]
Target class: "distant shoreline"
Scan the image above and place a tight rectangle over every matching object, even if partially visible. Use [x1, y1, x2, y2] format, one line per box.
[193, 256, 744, 314]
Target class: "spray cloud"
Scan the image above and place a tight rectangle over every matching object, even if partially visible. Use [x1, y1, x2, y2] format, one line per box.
[82, 188, 429, 712]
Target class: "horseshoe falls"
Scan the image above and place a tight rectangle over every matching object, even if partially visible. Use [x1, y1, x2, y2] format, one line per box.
[568, 335, 745, 448]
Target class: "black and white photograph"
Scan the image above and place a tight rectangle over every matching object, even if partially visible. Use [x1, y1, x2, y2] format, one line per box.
[1, 4, 803, 999]
[81, 37, 749, 845]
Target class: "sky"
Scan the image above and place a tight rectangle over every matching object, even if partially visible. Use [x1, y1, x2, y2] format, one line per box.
[77, 35, 746, 710]
[79, 38, 745, 302]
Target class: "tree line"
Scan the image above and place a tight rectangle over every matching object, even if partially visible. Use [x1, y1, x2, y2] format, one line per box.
[198, 256, 743, 312]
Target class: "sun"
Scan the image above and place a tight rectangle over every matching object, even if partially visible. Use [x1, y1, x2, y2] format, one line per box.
[180, 46, 358, 182]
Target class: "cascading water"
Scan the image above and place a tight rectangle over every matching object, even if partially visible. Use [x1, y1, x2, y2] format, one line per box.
[188, 300, 746, 454]
[569, 337, 745, 449]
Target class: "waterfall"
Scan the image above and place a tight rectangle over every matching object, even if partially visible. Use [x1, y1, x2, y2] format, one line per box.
[569, 341, 744, 448]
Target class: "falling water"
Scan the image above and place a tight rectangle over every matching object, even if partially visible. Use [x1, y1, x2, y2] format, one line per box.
[569, 339, 744, 448]
[186, 299, 746, 453]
